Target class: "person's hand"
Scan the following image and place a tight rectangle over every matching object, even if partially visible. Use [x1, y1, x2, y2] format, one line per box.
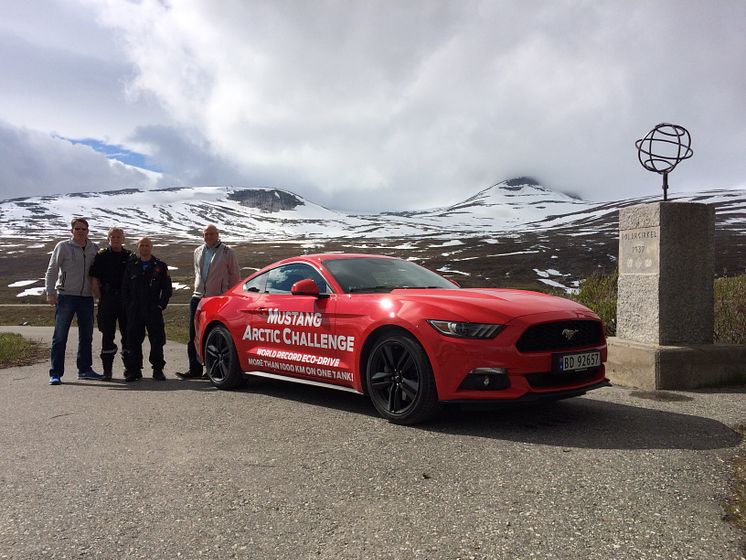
[47, 293, 57, 306]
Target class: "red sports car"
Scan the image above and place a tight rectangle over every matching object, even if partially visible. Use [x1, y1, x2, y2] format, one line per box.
[195, 254, 608, 424]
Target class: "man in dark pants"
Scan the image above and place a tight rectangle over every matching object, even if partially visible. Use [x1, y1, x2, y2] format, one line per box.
[176, 224, 240, 379]
[122, 237, 173, 382]
[90, 227, 131, 380]
[44, 217, 101, 385]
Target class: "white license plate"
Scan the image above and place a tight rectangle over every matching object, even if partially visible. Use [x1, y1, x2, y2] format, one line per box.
[558, 351, 601, 372]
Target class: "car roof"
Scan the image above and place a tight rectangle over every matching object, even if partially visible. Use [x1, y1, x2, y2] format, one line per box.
[276, 253, 399, 266]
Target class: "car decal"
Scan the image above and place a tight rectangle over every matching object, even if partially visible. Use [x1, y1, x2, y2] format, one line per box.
[257, 348, 341, 367]
[248, 356, 353, 382]
[266, 308, 323, 327]
[242, 324, 355, 352]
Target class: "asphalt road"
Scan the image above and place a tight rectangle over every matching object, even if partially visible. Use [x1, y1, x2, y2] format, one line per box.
[1, 326, 744, 560]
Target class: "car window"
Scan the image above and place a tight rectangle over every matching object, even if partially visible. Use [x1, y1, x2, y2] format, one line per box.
[265, 263, 331, 294]
[244, 271, 268, 293]
[322, 257, 457, 293]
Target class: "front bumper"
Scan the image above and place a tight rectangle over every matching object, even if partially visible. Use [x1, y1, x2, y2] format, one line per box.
[442, 378, 611, 404]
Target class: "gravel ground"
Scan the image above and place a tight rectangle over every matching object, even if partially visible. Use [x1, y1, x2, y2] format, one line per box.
[0, 326, 744, 560]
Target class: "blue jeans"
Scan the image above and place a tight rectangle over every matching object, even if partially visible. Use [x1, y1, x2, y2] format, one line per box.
[49, 294, 94, 377]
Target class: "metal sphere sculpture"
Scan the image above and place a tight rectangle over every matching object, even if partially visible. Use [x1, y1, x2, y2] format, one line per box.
[635, 123, 693, 201]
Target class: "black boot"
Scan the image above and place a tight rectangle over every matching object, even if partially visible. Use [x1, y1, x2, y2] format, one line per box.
[101, 355, 114, 381]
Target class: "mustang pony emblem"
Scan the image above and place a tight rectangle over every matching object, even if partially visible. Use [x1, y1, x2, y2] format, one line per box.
[562, 328, 580, 341]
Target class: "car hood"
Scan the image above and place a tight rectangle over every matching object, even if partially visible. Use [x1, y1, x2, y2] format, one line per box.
[389, 288, 597, 323]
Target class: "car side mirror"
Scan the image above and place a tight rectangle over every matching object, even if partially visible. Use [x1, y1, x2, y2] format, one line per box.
[291, 278, 320, 296]
[448, 278, 461, 288]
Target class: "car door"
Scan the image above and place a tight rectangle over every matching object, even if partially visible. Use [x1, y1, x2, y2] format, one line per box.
[244, 263, 353, 387]
[230, 270, 271, 372]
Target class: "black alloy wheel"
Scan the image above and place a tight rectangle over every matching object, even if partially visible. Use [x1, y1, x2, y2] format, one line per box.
[365, 333, 440, 424]
[204, 325, 244, 390]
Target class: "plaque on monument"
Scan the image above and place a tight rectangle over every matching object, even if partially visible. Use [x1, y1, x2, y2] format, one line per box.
[619, 227, 659, 274]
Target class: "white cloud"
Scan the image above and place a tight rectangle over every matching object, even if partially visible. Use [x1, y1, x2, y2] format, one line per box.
[0, 121, 161, 198]
[1, 0, 745, 209]
[0, 1, 170, 156]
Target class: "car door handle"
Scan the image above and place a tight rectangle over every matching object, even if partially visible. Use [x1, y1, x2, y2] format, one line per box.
[240, 307, 267, 315]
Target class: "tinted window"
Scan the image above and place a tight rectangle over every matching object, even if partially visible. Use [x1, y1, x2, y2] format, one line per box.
[244, 271, 268, 293]
[323, 257, 457, 293]
[265, 263, 331, 294]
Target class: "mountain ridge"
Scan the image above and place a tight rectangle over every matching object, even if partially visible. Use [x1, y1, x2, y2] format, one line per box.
[1, 179, 745, 243]
[2, 178, 745, 299]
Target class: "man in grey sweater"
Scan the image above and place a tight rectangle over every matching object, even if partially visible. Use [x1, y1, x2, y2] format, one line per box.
[177, 224, 240, 378]
[45, 218, 102, 385]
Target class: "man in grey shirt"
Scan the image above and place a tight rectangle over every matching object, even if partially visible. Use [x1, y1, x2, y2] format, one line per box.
[45, 218, 102, 385]
[177, 224, 240, 378]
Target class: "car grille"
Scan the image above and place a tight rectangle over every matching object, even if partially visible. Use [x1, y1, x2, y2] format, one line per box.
[525, 368, 602, 388]
[516, 320, 603, 353]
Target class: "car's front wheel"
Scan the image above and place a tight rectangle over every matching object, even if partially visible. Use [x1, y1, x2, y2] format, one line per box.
[365, 333, 440, 424]
[204, 325, 244, 390]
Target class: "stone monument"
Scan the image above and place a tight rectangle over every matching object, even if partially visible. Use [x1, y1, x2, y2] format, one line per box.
[606, 124, 746, 389]
[617, 201, 714, 346]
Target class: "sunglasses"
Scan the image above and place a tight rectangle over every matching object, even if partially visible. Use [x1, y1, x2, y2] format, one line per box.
[73, 227, 88, 231]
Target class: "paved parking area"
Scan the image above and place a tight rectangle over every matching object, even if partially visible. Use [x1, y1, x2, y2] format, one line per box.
[1, 326, 745, 559]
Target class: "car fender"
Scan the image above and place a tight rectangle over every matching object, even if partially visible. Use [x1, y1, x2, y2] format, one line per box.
[351, 298, 460, 396]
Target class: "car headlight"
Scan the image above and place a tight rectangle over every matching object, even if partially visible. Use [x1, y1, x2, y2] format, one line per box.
[427, 320, 504, 339]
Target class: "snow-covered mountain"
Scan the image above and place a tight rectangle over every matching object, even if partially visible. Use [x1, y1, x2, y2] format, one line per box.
[0, 186, 367, 241]
[361, 177, 596, 236]
[1, 178, 745, 242]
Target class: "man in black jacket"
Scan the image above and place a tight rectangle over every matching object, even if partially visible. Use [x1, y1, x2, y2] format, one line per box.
[90, 227, 132, 380]
[122, 237, 173, 382]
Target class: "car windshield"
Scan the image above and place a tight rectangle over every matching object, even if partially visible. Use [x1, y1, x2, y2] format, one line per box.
[322, 257, 458, 294]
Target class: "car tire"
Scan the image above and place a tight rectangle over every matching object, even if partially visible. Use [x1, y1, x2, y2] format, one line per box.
[365, 332, 441, 425]
[204, 325, 244, 390]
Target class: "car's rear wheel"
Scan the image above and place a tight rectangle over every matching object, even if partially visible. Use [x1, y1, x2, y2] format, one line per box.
[204, 325, 244, 390]
[365, 333, 440, 424]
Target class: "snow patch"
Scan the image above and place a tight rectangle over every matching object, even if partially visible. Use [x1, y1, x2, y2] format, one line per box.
[437, 266, 470, 276]
[8, 279, 40, 287]
[538, 278, 578, 295]
[17, 287, 46, 297]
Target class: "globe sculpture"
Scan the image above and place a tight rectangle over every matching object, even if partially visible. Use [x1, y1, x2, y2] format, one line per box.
[635, 123, 693, 201]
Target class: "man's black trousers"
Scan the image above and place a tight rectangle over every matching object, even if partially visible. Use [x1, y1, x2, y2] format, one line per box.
[97, 294, 128, 375]
[187, 296, 204, 375]
[124, 309, 166, 373]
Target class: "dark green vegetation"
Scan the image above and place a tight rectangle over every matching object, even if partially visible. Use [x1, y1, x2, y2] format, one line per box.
[715, 273, 746, 345]
[162, 305, 190, 345]
[0, 305, 55, 326]
[0, 333, 47, 368]
[0, 305, 190, 345]
[571, 269, 618, 336]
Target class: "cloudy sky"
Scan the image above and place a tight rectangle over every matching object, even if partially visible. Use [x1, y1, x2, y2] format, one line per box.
[1, 0, 744, 211]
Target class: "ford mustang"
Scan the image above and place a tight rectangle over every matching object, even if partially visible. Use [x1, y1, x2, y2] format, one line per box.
[195, 254, 608, 424]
